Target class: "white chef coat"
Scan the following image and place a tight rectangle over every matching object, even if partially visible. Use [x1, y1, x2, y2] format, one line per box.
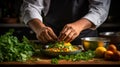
[21, 0, 111, 29]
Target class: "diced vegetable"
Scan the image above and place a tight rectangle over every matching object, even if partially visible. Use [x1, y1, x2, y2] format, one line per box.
[46, 41, 79, 52]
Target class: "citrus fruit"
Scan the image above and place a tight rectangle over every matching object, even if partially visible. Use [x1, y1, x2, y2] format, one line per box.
[95, 47, 107, 58]
[98, 41, 104, 47]
[107, 44, 117, 52]
[64, 42, 71, 46]
[112, 50, 120, 61]
[83, 41, 90, 50]
[104, 50, 114, 60]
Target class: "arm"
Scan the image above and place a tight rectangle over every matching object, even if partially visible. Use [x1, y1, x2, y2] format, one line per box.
[83, 0, 111, 29]
[59, 0, 111, 42]
[21, 0, 57, 44]
[21, 0, 44, 24]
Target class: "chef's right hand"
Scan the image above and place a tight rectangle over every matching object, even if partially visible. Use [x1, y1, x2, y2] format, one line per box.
[28, 19, 58, 44]
[36, 26, 58, 44]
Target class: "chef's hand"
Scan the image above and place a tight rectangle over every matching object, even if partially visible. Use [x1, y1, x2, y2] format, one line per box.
[28, 19, 58, 44]
[36, 26, 58, 44]
[58, 23, 80, 43]
[58, 18, 93, 43]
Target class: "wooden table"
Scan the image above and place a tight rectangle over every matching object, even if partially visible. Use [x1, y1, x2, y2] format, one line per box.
[0, 56, 120, 67]
[0, 45, 120, 66]
[0, 57, 120, 65]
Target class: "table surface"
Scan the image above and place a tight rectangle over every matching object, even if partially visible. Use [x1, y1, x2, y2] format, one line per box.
[0, 56, 120, 65]
[0, 45, 120, 65]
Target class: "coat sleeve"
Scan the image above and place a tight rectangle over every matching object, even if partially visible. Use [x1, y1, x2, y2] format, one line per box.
[21, 0, 44, 24]
[83, 0, 111, 29]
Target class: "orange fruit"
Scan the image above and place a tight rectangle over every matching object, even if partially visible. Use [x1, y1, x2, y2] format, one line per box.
[98, 41, 104, 47]
[107, 44, 117, 52]
[95, 47, 107, 58]
[104, 50, 114, 60]
[112, 50, 120, 61]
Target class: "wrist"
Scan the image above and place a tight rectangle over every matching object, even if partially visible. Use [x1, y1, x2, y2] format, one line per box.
[74, 18, 93, 31]
[28, 19, 46, 33]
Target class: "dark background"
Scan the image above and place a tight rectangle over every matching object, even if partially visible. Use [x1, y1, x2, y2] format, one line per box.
[98, 0, 120, 32]
[0, 0, 120, 40]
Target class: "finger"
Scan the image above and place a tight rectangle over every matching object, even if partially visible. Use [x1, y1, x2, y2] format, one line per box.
[48, 31, 58, 41]
[58, 34, 65, 41]
[64, 30, 75, 42]
[65, 33, 77, 43]
[60, 26, 68, 34]
[58, 27, 72, 41]
[36, 35, 41, 41]
[37, 34, 47, 44]
[58, 26, 68, 39]
[44, 29, 54, 42]
[64, 28, 77, 42]
[59, 30, 71, 41]
[39, 27, 54, 43]
[42, 33, 50, 44]
[47, 28, 58, 40]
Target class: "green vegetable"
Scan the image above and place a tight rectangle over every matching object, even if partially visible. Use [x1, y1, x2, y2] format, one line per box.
[51, 50, 95, 64]
[59, 50, 95, 61]
[0, 29, 35, 62]
[51, 58, 58, 64]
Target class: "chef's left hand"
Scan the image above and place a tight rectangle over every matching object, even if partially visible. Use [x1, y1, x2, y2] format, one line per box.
[58, 23, 81, 43]
[58, 18, 93, 43]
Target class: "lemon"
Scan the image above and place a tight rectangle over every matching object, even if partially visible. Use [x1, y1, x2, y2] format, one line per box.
[64, 42, 72, 46]
[95, 47, 107, 58]
[83, 41, 90, 50]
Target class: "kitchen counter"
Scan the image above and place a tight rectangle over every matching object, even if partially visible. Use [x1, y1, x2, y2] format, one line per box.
[0, 58, 120, 65]
[0, 47, 120, 66]
[0, 53, 120, 66]
[0, 50, 120, 66]
[0, 59, 119, 67]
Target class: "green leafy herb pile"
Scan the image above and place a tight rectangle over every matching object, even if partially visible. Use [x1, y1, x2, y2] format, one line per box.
[51, 50, 95, 64]
[0, 29, 35, 62]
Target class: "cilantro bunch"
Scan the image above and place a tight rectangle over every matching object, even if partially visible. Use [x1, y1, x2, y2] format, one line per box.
[0, 29, 35, 62]
[51, 50, 95, 64]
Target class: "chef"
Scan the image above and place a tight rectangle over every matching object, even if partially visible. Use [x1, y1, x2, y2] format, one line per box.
[21, 0, 111, 45]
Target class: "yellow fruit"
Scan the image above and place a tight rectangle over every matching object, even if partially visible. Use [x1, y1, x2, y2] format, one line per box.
[83, 41, 90, 50]
[95, 47, 107, 58]
[64, 42, 71, 46]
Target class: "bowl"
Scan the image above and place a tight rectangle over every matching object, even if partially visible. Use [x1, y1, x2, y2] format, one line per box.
[40, 45, 82, 57]
[99, 32, 120, 50]
[99, 32, 120, 44]
[81, 37, 110, 51]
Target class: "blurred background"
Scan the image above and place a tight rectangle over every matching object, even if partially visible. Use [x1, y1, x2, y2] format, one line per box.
[0, 0, 120, 40]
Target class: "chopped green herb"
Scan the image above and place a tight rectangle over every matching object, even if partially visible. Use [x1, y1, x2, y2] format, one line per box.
[0, 29, 35, 62]
[51, 50, 95, 64]
[51, 58, 58, 64]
